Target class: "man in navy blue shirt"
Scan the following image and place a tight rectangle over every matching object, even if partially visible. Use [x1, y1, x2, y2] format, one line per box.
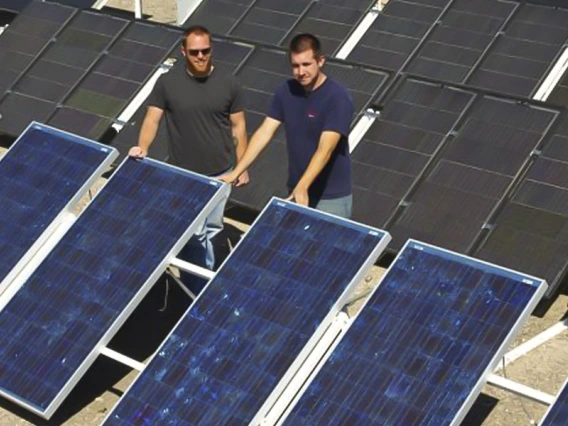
[221, 33, 354, 217]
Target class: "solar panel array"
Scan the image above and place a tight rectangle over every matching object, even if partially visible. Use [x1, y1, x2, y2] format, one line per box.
[0, 122, 116, 293]
[352, 78, 475, 228]
[281, 240, 546, 426]
[475, 114, 568, 297]
[103, 200, 389, 425]
[0, 158, 226, 417]
[185, 0, 374, 55]
[387, 93, 557, 252]
[0, 1, 181, 139]
[548, 59, 568, 106]
[540, 378, 568, 426]
[0, 0, 94, 13]
[231, 46, 391, 209]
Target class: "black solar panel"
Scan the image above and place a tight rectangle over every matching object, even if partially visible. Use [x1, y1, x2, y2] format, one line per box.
[475, 114, 568, 297]
[352, 78, 474, 229]
[405, 0, 516, 84]
[0, 1, 74, 123]
[231, 46, 391, 211]
[348, 0, 451, 70]
[184, 0, 254, 34]
[388, 96, 557, 252]
[282, 0, 374, 55]
[0, 0, 27, 13]
[467, 3, 568, 98]
[541, 378, 568, 426]
[548, 63, 568, 107]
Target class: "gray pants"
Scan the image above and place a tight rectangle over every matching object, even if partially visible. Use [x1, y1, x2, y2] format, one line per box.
[312, 194, 353, 219]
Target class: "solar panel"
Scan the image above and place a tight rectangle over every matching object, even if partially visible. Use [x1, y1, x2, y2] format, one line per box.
[388, 96, 557, 252]
[405, 0, 516, 84]
[280, 240, 547, 426]
[352, 78, 474, 228]
[110, 37, 253, 162]
[102, 199, 390, 425]
[548, 60, 568, 107]
[0, 0, 94, 12]
[467, 3, 568, 98]
[475, 115, 568, 298]
[0, 1, 75, 122]
[0, 157, 228, 418]
[348, 0, 451, 70]
[184, 0, 255, 34]
[0, 122, 117, 295]
[540, 378, 568, 426]
[231, 46, 391, 211]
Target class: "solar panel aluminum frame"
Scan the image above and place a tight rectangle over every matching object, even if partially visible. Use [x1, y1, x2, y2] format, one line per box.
[102, 197, 391, 425]
[539, 377, 568, 425]
[275, 239, 548, 426]
[0, 156, 229, 419]
[0, 121, 118, 298]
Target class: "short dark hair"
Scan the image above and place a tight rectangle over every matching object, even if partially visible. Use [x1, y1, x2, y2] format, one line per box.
[289, 33, 323, 58]
[182, 25, 211, 47]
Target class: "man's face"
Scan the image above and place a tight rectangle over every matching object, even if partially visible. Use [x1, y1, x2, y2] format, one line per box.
[290, 49, 324, 88]
[182, 33, 212, 74]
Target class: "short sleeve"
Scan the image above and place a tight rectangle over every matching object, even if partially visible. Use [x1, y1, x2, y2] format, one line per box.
[147, 75, 167, 110]
[323, 88, 354, 137]
[230, 77, 245, 113]
[268, 85, 284, 121]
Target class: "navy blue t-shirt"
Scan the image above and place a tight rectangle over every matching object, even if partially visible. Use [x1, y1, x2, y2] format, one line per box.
[268, 78, 354, 200]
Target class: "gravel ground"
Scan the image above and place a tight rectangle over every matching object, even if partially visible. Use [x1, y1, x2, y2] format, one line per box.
[0, 1, 567, 424]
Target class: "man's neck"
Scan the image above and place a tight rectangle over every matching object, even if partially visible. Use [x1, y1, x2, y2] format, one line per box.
[186, 65, 214, 78]
[304, 72, 327, 93]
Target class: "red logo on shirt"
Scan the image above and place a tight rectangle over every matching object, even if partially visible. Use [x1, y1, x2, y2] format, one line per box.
[308, 111, 317, 118]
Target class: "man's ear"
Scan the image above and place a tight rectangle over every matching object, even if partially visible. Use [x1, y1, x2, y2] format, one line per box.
[318, 55, 326, 68]
[180, 44, 186, 57]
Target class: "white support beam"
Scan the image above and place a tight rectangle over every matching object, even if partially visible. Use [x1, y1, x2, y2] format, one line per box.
[100, 347, 146, 372]
[495, 318, 568, 372]
[134, 0, 143, 19]
[165, 267, 197, 300]
[348, 109, 380, 153]
[170, 257, 215, 280]
[335, 5, 380, 59]
[92, 0, 109, 10]
[533, 47, 568, 102]
[486, 374, 556, 406]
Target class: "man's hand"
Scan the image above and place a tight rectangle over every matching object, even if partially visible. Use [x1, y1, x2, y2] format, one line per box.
[234, 170, 250, 187]
[129, 146, 148, 158]
[286, 186, 309, 206]
[218, 172, 237, 184]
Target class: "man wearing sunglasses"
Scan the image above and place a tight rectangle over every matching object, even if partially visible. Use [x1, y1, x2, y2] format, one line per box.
[129, 25, 248, 295]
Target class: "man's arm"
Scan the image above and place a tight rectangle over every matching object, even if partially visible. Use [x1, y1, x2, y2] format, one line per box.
[220, 117, 281, 184]
[230, 111, 249, 186]
[287, 130, 342, 206]
[128, 106, 164, 157]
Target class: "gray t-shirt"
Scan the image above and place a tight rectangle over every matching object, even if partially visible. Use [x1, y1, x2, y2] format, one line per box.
[147, 65, 244, 175]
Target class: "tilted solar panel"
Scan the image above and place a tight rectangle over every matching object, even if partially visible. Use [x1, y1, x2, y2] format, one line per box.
[0, 122, 117, 296]
[548, 56, 568, 107]
[102, 199, 390, 425]
[540, 378, 568, 426]
[405, 0, 517, 84]
[348, 0, 451, 70]
[352, 78, 475, 229]
[280, 240, 546, 426]
[0, 158, 228, 418]
[388, 96, 558, 252]
[467, 3, 568, 98]
[475, 115, 568, 298]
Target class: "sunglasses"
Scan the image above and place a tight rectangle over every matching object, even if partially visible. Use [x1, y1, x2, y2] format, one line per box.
[188, 47, 212, 56]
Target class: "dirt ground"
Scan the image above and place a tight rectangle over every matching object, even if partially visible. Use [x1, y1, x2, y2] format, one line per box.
[0, 1, 567, 425]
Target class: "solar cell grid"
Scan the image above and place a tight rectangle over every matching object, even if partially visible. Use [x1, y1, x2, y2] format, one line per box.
[475, 114, 568, 296]
[540, 379, 568, 426]
[387, 97, 557, 252]
[0, 93, 54, 136]
[281, 241, 546, 426]
[48, 107, 113, 140]
[351, 79, 474, 230]
[349, 0, 449, 70]
[0, 123, 116, 295]
[0, 158, 226, 417]
[467, 3, 568, 98]
[103, 199, 389, 426]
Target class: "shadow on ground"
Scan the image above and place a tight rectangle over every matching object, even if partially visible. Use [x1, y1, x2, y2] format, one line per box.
[0, 223, 244, 425]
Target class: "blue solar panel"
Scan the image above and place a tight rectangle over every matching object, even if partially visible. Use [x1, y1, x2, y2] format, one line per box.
[540, 379, 568, 426]
[0, 122, 116, 295]
[281, 240, 547, 426]
[0, 158, 227, 418]
[102, 199, 390, 426]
